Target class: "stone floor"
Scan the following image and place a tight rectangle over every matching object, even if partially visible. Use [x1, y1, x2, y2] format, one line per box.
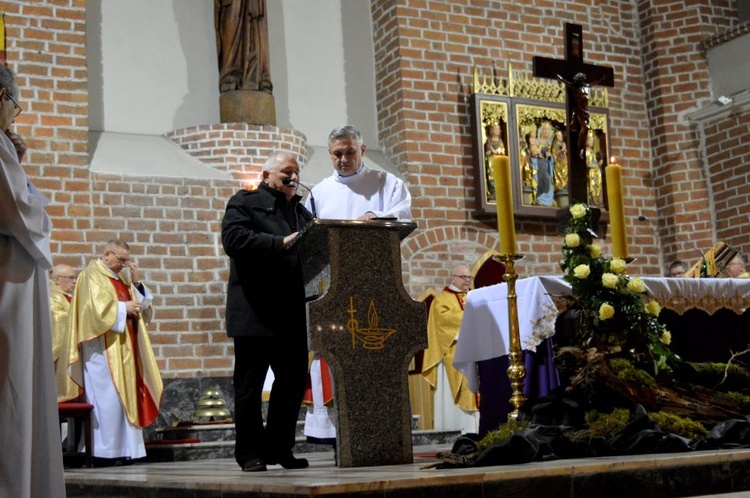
[64, 445, 750, 498]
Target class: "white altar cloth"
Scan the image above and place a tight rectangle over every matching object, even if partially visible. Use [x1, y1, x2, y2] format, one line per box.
[453, 275, 750, 393]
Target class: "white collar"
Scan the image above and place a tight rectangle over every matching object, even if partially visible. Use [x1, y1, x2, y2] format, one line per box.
[335, 163, 369, 185]
[100, 259, 120, 279]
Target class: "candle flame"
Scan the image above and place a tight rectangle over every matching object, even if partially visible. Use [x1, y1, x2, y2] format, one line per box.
[610, 156, 616, 164]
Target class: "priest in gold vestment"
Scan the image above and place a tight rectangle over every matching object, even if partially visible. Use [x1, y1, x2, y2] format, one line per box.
[49, 263, 82, 401]
[66, 240, 163, 462]
[422, 265, 478, 433]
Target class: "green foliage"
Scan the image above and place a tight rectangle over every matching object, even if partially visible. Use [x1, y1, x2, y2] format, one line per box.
[727, 392, 750, 412]
[477, 419, 532, 451]
[584, 407, 631, 438]
[608, 357, 657, 388]
[560, 203, 679, 375]
[650, 411, 709, 441]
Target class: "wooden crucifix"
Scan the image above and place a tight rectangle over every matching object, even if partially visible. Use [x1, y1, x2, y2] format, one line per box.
[532, 23, 615, 206]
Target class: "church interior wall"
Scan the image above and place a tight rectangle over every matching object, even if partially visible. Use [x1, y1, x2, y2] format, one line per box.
[2, 0, 747, 381]
[636, 0, 741, 269]
[703, 109, 750, 251]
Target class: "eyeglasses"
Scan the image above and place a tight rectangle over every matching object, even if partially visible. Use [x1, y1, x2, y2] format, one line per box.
[452, 275, 473, 280]
[4, 92, 22, 118]
[57, 275, 77, 281]
[108, 251, 130, 264]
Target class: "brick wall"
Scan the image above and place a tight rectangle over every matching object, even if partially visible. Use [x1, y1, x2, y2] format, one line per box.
[166, 124, 307, 182]
[703, 109, 750, 252]
[637, 0, 740, 264]
[85, 173, 238, 376]
[3, 0, 746, 380]
[4, 0, 90, 256]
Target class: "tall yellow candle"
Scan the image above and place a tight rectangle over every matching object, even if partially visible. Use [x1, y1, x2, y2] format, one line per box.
[490, 155, 517, 254]
[605, 162, 628, 259]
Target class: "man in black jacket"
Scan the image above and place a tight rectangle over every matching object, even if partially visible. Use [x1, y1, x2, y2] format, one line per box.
[221, 150, 313, 472]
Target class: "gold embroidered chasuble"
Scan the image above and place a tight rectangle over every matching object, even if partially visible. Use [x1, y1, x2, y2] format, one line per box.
[422, 287, 478, 411]
[67, 259, 163, 427]
[49, 283, 81, 401]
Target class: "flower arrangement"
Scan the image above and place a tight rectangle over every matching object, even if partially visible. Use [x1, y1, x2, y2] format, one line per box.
[559, 203, 678, 374]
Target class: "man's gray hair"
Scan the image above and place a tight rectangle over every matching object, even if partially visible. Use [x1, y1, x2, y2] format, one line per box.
[105, 239, 130, 251]
[0, 65, 18, 98]
[328, 126, 363, 145]
[262, 149, 298, 173]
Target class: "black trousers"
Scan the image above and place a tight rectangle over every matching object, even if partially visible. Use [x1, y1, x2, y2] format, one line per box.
[232, 336, 308, 467]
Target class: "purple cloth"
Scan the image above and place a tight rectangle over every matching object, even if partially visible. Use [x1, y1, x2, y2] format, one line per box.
[477, 338, 559, 436]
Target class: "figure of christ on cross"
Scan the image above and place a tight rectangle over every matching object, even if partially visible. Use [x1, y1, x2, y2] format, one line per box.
[532, 23, 614, 205]
[555, 71, 608, 160]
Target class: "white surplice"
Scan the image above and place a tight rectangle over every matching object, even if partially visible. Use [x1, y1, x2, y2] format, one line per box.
[0, 131, 66, 497]
[303, 162, 412, 438]
[306, 163, 412, 221]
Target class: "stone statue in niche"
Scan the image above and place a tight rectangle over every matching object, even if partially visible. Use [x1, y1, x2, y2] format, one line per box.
[585, 132, 604, 207]
[483, 122, 507, 201]
[214, 0, 272, 93]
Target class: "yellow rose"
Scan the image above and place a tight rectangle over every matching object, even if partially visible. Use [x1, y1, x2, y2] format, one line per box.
[599, 303, 615, 320]
[589, 244, 602, 258]
[645, 300, 662, 317]
[565, 233, 581, 248]
[660, 330, 672, 345]
[570, 203, 586, 219]
[627, 277, 646, 293]
[573, 264, 591, 279]
[602, 273, 619, 289]
[610, 258, 627, 274]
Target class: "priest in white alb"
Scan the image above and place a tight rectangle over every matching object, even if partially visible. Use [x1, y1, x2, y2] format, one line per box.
[302, 125, 412, 447]
[0, 65, 66, 498]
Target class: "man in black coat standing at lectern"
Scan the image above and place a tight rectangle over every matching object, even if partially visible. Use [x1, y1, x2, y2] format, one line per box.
[221, 149, 313, 472]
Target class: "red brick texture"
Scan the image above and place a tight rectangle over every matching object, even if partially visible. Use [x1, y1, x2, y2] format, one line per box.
[3, 0, 745, 378]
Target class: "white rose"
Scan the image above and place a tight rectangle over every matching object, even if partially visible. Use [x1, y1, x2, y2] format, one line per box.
[610, 258, 627, 274]
[602, 273, 619, 289]
[627, 277, 646, 293]
[570, 204, 586, 219]
[565, 233, 581, 248]
[573, 264, 591, 279]
[645, 300, 662, 317]
[599, 303, 615, 320]
[660, 330, 672, 345]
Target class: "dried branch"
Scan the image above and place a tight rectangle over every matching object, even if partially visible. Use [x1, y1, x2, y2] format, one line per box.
[716, 345, 750, 389]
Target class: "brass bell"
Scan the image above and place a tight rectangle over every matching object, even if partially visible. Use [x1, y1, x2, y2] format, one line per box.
[194, 407, 231, 419]
[197, 398, 225, 407]
[193, 387, 232, 423]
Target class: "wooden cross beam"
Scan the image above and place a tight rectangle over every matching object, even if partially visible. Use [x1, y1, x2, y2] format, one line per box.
[532, 23, 614, 205]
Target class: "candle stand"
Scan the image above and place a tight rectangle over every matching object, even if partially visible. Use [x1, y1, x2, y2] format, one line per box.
[495, 253, 526, 421]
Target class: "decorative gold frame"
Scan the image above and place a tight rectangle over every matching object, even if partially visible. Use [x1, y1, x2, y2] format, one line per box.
[470, 65, 610, 220]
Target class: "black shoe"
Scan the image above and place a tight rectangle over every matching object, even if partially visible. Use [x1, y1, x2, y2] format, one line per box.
[242, 457, 267, 472]
[266, 453, 309, 469]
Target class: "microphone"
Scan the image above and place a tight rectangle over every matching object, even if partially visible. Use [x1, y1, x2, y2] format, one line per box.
[639, 215, 708, 276]
[282, 177, 317, 218]
[638, 214, 684, 246]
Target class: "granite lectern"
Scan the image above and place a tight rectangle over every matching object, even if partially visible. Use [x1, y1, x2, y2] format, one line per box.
[290, 219, 427, 467]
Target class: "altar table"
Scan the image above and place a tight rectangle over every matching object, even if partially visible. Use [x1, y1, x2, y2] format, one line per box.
[454, 275, 750, 434]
